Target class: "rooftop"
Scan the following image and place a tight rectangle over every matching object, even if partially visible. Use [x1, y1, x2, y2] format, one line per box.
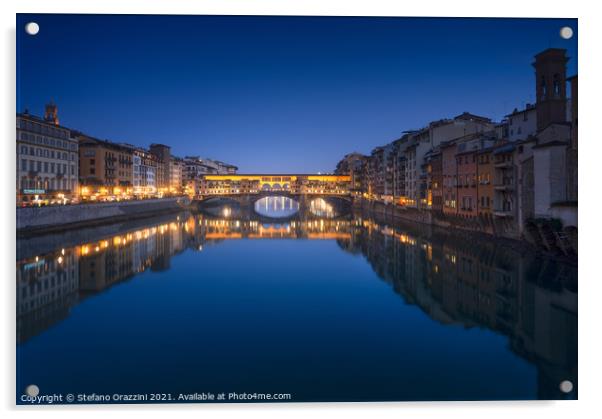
[505, 103, 537, 118]
[17, 112, 73, 132]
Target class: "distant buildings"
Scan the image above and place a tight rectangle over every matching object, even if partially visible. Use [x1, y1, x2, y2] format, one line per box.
[182, 156, 239, 196]
[132, 148, 159, 197]
[335, 48, 578, 246]
[16, 102, 79, 205]
[169, 157, 185, 195]
[184, 156, 238, 177]
[77, 134, 134, 197]
[353, 112, 495, 208]
[149, 143, 172, 195]
[16, 104, 237, 204]
[334, 152, 367, 195]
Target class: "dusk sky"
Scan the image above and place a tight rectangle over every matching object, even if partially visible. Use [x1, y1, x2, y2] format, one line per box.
[17, 14, 577, 173]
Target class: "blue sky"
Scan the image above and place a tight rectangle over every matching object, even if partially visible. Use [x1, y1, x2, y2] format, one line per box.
[17, 14, 577, 173]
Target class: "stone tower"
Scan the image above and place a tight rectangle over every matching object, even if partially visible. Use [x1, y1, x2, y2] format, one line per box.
[44, 101, 59, 125]
[533, 48, 568, 132]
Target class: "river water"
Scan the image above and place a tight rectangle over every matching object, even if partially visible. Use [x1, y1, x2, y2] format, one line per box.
[16, 196, 577, 403]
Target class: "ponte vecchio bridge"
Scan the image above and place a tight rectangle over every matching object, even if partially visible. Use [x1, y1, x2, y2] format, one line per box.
[196, 174, 352, 202]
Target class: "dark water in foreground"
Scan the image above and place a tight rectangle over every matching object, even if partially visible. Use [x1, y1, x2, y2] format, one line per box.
[16, 197, 577, 403]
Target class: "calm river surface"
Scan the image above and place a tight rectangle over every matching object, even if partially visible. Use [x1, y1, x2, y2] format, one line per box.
[16, 196, 577, 403]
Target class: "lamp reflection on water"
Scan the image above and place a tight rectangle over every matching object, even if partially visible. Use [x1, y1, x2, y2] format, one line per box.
[16, 209, 577, 400]
[309, 198, 336, 218]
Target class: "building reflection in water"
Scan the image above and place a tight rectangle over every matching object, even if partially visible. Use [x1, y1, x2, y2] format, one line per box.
[337, 217, 577, 399]
[17, 210, 577, 399]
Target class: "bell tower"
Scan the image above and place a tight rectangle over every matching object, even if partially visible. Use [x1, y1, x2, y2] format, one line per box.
[44, 100, 59, 125]
[533, 48, 568, 132]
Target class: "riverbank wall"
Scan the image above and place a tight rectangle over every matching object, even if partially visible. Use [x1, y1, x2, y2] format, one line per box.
[356, 198, 577, 260]
[17, 197, 191, 236]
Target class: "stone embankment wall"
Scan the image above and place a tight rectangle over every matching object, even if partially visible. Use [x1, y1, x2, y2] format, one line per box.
[356, 198, 577, 259]
[357, 199, 518, 238]
[17, 197, 190, 234]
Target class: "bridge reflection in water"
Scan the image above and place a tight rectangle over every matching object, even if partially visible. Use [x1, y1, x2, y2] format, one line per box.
[16, 208, 577, 401]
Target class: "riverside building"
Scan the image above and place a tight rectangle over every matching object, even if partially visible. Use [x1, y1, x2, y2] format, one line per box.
[77, 134, 134, 200]
[16, 102, 79, 206]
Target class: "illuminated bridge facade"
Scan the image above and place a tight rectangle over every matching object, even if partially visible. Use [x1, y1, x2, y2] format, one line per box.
[197, 174, 351, 201]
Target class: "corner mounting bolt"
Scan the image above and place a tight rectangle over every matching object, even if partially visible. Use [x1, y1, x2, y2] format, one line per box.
[25, 22, 40, 35]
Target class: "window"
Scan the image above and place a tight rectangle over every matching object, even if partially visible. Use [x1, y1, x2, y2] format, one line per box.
[21, 159, 26, 170]
[541, 75, 547, 99]
[462, 196, 472, 210]
[553, 74, 561, 97]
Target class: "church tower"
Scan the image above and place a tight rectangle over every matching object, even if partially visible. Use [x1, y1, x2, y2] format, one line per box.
[533, 48, 568, 132]
[44, 101, 59, 125]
